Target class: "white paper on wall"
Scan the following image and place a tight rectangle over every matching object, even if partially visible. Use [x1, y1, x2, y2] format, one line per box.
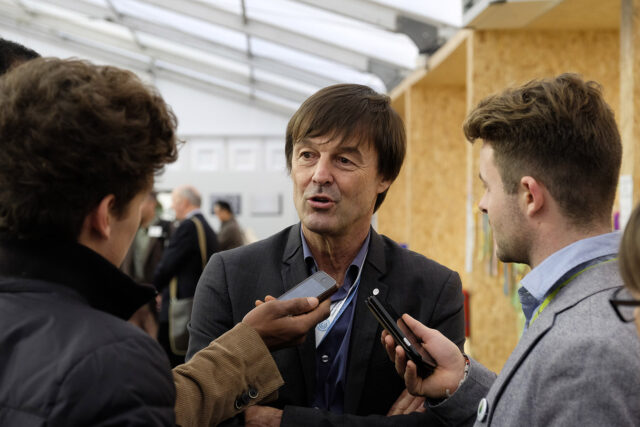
[619, 174, 633, 230]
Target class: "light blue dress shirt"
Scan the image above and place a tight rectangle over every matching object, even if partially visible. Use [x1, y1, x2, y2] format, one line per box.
[518, 231, 620, 328]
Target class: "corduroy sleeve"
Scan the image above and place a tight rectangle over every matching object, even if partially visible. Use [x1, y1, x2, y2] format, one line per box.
[173, 322, 284, 427]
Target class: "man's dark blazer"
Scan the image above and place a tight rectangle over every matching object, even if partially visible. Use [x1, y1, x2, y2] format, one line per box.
[187, 223, 465, 426]
[154, 212, 218, 322]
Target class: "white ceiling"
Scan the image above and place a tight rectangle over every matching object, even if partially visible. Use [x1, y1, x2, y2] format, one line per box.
[0, 0, 462, 115]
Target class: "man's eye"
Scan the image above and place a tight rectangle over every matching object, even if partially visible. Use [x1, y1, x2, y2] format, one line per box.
[338, 157, 351, 164]
[300, 152, 312, 159]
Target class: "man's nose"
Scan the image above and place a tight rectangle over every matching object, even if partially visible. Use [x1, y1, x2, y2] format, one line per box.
[311, 156, 333, 186]
[478, 196, 488, 214]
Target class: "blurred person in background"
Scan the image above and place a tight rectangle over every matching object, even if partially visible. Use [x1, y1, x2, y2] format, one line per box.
[214, 199, 246, 251]
[122, 191, 172, 338]
[154, 185, 218, 366]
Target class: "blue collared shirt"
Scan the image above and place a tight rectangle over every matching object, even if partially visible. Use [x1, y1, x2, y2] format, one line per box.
[300, 228, 370, 413]
[518, 231, 620, 327]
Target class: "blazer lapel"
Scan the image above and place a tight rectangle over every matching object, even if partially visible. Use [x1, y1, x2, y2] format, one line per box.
[281, 223, 317, 403]
[344, 229, 388, 412]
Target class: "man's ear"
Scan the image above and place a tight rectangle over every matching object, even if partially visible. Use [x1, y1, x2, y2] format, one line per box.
[88, 194, 116, 240]
[377, 177, 392, 194]
[520, 176, 544, 217]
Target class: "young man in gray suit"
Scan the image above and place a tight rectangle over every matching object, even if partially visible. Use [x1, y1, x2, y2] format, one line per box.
[384, 74, 640, 425]
[188, 84, 466, 426]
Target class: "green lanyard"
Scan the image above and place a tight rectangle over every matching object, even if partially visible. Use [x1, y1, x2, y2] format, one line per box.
[529, 257, 618, 325]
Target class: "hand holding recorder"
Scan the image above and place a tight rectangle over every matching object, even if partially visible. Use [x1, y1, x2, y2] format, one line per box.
[381, 313, 467, 399]
[244, 271, 336, 351]
[242, 296, 331, 351]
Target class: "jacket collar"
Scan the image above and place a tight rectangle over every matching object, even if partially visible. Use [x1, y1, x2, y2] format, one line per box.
[0, 237, 156, 320]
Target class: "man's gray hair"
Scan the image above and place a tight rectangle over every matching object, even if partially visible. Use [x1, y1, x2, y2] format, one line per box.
[177, 186, 201, 207]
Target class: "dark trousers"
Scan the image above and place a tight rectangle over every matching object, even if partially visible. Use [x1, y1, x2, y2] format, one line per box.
[158, 321, 185, 368]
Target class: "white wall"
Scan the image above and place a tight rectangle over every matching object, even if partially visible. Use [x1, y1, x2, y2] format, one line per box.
[2, 28, 300, 239]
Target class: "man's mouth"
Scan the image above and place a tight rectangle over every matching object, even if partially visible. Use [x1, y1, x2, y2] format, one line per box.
[307, 195, 335, 208]
[311, 196, 331, 203]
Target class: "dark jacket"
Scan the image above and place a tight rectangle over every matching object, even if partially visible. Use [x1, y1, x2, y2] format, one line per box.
[154, 212, 218, 322]
[0, 238, 175, 426]
[188, 223, 465, 426]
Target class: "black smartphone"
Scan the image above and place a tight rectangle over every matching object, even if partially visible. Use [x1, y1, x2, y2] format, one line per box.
[366, 295, 437, 378]
[278, 271, 338, 302]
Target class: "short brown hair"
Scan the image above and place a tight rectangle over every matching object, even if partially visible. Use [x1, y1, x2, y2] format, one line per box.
[285, 84, 405, 212]
[621, 205, 640, 294]
[0, 58, 179, 241]
[464, 73, 621, 227]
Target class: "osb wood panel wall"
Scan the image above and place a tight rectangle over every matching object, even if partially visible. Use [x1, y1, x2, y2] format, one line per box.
[467, 29, 620, 372]
[377, 94, 410, 245]
[378, 83, 467, 278]
[407, 82, 467, 275]
[620, 0, 640, 203]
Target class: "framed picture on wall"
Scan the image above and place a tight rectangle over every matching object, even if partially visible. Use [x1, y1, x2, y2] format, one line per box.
[250, 193, 282, 216]
[265, 140, 286, 172]
[210, 193, 242, 215]
[191, 141, 225, 171]
[228, 141, 260, 171]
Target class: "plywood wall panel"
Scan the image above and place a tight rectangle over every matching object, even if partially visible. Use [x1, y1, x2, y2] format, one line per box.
[408, 83, 467, 275]
[377, 94, 410, 245]
[620, 0, 640, 204]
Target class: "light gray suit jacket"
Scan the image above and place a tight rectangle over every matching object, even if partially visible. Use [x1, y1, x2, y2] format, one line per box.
[432, 259, 640, 426]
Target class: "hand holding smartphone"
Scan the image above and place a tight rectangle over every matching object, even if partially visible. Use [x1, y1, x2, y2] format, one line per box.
[366, 295, 437, 378]
[278, 271, 338, 302]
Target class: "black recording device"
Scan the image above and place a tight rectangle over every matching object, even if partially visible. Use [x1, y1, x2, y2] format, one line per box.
[278, 270, 338, 302]
[366, 295, 437, 378]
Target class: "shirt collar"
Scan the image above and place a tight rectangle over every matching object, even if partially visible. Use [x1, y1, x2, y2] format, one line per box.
[300, 227, 371, 291]
[520, 231, 620, 306]
[185, 208, 202, 220]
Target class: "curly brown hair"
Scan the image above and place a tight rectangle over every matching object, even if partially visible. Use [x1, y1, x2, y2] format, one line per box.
[0, 58, 179, 241]
[285, 84, 406, 212]
[464, 73, 621, 227]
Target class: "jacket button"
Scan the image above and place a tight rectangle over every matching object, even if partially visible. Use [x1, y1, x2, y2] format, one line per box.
[476, 398, 488, 422]
[234, 392, 251, 409]
[234, 398, 243, 410]
[248, 387, 258, 399]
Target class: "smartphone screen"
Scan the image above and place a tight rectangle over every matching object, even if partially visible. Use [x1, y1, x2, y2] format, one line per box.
[278, 271, 338, 302]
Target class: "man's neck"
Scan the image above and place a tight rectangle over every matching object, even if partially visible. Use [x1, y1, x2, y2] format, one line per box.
[529, 220, 612, 269]
[183, 207, 200, 220]
[302, 225, 370, 285]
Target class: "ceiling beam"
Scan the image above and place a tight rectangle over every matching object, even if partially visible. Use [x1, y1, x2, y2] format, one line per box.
[0, 4, 297, 115]
[140, 0, 405, 72]
[294, 0, 457, 31]
[294, 0, 399, 31]
[41, 0, 339, 89]
[5, 1, 311, 103]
